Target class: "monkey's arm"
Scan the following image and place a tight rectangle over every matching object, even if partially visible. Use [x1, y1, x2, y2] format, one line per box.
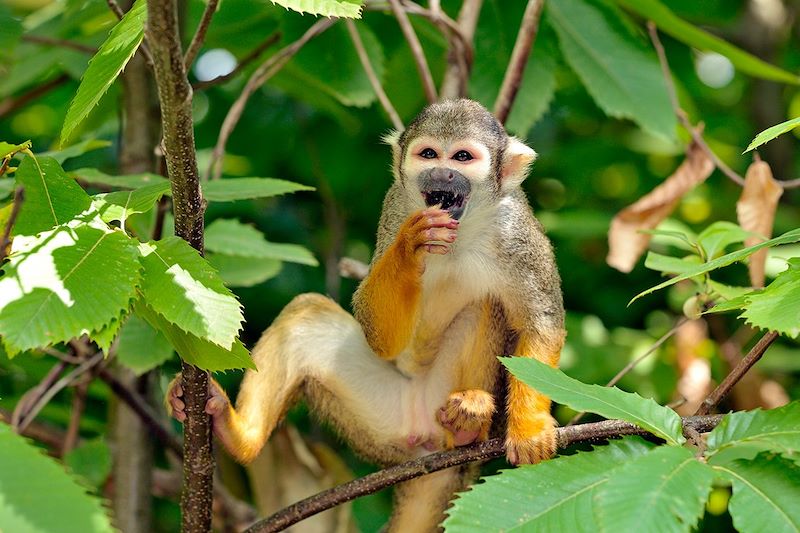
[353, 206, 457, 360]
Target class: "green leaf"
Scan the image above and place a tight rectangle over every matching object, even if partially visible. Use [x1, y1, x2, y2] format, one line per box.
[205, 219, 318, 265]
[71, 168, 168, 190]
[708, 280, 752, 301]
[547, 0, 676, 140]
[715, 454, 800, 533]
[0, 5, 22, 63]
[60, 0, 146, 145]
[631, 227, 800, 303]
[90, 314, 125, 353]
[116, 313, 174, 375]
[0, 422, 115, 532]
[64, 437, 112, 488]
[697, 221, 751, 259]
[137, 237, 243, 349]
[136, 302, 254, 371]
[615, 0, 800, 85]
[746, 117, 800, 152]
[203, 177, 313, 202]
[502, 358, 685, 444]
[443, 437, 654, 532]
[14, 155, 92, 236]
[0, 218, 140, 355]
[707, 403, 800, 464]
[741, 261, 800, 337]
[268, 0, 362, 18]
[0, 140, 31, 160]
[40, 140, 112, 164]
[207, 253, 282, 287]
[0, 179, 14, 201]
[644, 251, 702, 275]
[93, 181, 171, 225]
[595, 446, 714, 533]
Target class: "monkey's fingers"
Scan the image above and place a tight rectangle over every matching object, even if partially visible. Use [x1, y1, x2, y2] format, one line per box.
[437, 390, 494, 447]
[420, 207, 459, 229]
[164, 374, 186, 423]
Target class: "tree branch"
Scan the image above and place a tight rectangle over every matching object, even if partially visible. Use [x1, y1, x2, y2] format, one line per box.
[183, 0, 219, 69]
[206, 18, 335, 181]
[0, 187, 24, 263]
[22, 35, 97, 54]
[245, 415, 723, 533]
[387, 0, 437, 102]
[439, 0, 483, 99]
[493, 0, 544, 124]
[192, 31, 282, 90]
[695, 330, 779, 415]
[345, 20, 403, 130]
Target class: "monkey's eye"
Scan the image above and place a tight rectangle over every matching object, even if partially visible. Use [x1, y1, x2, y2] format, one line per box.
[452, 150, 473, 162]
[419, 148, 438, 159]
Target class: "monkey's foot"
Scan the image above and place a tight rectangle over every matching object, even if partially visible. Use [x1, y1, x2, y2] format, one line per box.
[505, 413, 557, 465]
[164, 373, 230, 424]
[437, 389, 495, 448]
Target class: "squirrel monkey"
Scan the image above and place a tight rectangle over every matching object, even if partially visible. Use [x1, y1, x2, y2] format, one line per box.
[167, 99, 565, 531]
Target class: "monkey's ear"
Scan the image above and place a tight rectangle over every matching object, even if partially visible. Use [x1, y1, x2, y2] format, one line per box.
[382, 129, 402, 179]
[501, 137, 537, 190]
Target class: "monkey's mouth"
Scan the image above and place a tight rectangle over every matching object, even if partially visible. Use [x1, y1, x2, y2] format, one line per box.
[423, 190, 468, 220]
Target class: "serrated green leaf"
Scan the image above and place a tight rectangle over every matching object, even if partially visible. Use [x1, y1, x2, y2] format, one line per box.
[0, 140, 31, 160]
[205, 219, 318, 266]
[615, 0, 800, 85]
[71, 168, 168, 190]
[0, 422, 115, 532]
[93, 181, 171, 226]
[60, 0, 146, 145]
[708, 402, 800, 465]
[14, 155, 92, 236]
[137, 237, 243, 349]
[90, 313, 124, 353]
[64, 437, 112, 488]
[268, 0, 362, 18]
[136, 302, 254, 371]
[203, 177, 313, 202]
[207, 253, 282, 287]
[116, 313, 174, 375]
[443, 437, 654, 532]
[644, 251, 702, 275]
[697, 221, 751, 259]
[0, 218, 140, 355]
[715, 454, 800, 533]
[40, 140, 112, 164]
[708, 280, 752, 301]
[746, 117, 800, 152]
[596, 446, 714, 533]
[547, 0, 676, 140]
[502, 358, 684, 444]
[741, 262, 800, 337]
[631, 227, 800, 303]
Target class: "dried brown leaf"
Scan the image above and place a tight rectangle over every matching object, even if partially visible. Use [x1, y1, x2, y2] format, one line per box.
[607, 141, 715, 272]
[736, 160, 783, 287]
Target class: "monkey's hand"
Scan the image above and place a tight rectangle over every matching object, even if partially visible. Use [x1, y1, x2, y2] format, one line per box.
[398, 206, 459, 265]
[165, 373, 232, 428]
[505, 412, 557, 465]
[437, 390, 495, 448]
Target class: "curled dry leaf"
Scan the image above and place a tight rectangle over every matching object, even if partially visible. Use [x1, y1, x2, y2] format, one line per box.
[607, 141, 715, 272]
[736, 160, 783, 287]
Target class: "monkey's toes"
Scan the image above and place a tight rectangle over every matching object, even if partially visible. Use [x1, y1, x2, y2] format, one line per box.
[438, 390, 495, 447]
[205, 394, 229, 417]
[505, 425, 557, 465]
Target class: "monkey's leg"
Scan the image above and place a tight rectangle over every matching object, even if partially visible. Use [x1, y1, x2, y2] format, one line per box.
[168, 293, 422, 465]
[504, 329, 565, 465]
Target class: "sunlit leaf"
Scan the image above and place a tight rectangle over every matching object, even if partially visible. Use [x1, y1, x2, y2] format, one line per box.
[737, 161, 783, 287]
[116, 313, 174, 375]
[60, 0, 146, 145]
[502, 358, 685, 444]
[644, 251, 702, 275]
[203, 177, 313, 202]
[740, 260, 800, 337]
[0, 217, 140, 355]
[14, 155, 92, 236]
[697, 221, 750, 260]
[137, 237, 243, 349]
[71, 168, 168, 190]
[93, 181, 171, 225]
[443, 437, 654, 532]
[268, 0, 362, 18]
[205, 218, 318, 265]
[0, 140, 31, 160]
[745, 116, 800, 152]
[0, 423, 115, 533]
[596, 446, 714, 533]
[548, 0, 676, 140]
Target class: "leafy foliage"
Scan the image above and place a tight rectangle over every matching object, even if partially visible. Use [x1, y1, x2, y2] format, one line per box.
[707, 402, 800, 464]
[205, 218, 318, 265]
[268, 0, 362, 19]
[0, 423, 115, 533]
[202, 177, 314, 202]
[93, 181, 171, 225]
[740, 260, 800, 337]
[71, 168, 168, 190]
[745, 116, 800, 152]
[502, 358, 685, 444]
[115, 314, 174, 375]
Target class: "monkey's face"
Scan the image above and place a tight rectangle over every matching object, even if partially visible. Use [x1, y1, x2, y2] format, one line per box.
[401, 136, 494, 221]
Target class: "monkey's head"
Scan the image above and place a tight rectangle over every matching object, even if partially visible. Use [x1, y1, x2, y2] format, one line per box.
[385, 99, 536, 220]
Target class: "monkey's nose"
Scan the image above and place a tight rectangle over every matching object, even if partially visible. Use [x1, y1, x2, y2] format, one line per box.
[430, 167, 454, 182]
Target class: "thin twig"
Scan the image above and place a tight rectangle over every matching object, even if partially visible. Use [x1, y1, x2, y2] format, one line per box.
[346, 20, 403, 130]
[493, 0, 545, 124]
[245, 414, 723, 533]
[183, 0, 219, 69]
[206, 18, 335, 181]
[387, 0, 438, 102]
[22, 35, 97, 54]
[0, 74, 71, 118]
[11, 360, 67, 429]
[106, 0, 125, 19]
[568, 317, 689, 425]
[192, 31, 282, 90]
[439, 0, 483, 99]
[62, 379, 89, 456]
[695, 330, 779, 415]
[0, 188, 24, 263]
[106, 0, 155, 68]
